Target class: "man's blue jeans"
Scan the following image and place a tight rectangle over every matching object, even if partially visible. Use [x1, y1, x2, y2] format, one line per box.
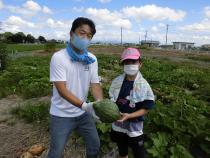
[47, 112, 100, 158]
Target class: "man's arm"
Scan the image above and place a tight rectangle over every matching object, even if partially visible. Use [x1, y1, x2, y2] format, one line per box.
[90, 83, 103, 101]
[54, 81, 83, 108]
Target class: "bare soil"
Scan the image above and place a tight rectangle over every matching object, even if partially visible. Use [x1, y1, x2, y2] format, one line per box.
[0, 96, 86, 158]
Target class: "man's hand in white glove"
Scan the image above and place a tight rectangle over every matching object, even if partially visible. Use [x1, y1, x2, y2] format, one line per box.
[81, 102, 100, 121]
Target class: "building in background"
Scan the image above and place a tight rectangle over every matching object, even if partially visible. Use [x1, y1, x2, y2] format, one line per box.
[201, 44, 210, 51]
[141, 40, 160, 47]
[173, 42, 195, 50]
[160, 44, 174, 49]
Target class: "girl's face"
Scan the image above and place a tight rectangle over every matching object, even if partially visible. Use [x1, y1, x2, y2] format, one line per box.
[123, 59, 142, 76]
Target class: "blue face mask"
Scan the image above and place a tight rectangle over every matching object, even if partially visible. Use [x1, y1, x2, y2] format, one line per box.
[71, 33, 91, 51]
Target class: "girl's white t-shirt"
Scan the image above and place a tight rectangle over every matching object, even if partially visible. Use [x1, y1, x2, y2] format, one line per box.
[50, 49, 99, 117]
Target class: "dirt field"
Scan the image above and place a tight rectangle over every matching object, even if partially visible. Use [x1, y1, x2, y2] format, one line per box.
[0, 96, 86, 158]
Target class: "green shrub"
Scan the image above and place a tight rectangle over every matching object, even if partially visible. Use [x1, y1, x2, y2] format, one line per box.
[139, 44, 150, 50]
[45, 42, 56, 53]
[11, 101, 50, 124]
[19, 78, 51, 99]
[0, 42, 8, 71]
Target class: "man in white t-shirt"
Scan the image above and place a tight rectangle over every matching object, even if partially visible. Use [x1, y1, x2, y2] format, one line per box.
[48, 17, 103, 158]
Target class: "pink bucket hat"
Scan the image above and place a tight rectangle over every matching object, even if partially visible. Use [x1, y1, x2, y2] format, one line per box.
[121, 48, 141, 62]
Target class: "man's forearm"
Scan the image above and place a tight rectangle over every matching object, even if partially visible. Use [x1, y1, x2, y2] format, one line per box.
[90, 83, 103, 101]
[54, 82, 83, 108]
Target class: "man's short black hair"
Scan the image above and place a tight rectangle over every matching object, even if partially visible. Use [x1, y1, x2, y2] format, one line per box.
[70, 17, 96, 36]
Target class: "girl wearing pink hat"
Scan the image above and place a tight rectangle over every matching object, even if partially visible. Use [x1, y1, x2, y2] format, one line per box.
[109, 47, 155, 158]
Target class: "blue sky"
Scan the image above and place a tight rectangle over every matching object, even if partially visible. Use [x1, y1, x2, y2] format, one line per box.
[0, 0, 210, 45]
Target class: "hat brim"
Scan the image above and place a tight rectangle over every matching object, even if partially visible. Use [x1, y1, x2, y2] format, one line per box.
[121, 56, 140, 62]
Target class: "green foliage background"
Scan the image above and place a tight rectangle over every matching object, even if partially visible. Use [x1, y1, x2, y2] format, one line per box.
[1, 52, 209, 157]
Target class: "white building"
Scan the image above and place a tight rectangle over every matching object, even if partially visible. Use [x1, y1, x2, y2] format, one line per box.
[141, 40, 160, 47]
[173, 42, 195, 50]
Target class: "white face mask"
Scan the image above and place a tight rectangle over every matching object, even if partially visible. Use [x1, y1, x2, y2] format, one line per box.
[124, 65, 139, 75]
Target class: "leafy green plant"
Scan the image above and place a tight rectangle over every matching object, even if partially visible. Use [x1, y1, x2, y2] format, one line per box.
[170, 144, 193, 158]
[147, 132, 169, 157]
[0, 42, 8, 71]
[45, 42, 56, 53]
[11, 101, 50, 124]
[2, 51, 210, 157]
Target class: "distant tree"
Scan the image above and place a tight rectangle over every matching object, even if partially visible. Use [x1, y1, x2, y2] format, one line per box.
[38, 36, 47, 43]
[201, 45, 210, 51]
[48, 39, 57, 43]
[0, 33, 3, 41]
[3, 32, 13, 43]
[26, 34, 35, 43]
[12, 32, 26, 43]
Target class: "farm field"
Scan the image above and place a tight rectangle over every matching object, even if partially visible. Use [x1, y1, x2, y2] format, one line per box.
[0, 45, 210, 158]
[6, 43, 66, 53]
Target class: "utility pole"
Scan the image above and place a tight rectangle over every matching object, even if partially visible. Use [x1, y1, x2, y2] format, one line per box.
[121, 26, 122, 45]
[166, 24, 169, 45]
[144, 30, 148, 41]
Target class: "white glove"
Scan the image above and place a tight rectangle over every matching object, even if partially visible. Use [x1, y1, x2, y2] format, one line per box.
[81, 102, 100, 121]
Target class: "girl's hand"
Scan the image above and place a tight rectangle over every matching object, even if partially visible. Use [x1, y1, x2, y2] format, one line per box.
[117, 113, 131, 122]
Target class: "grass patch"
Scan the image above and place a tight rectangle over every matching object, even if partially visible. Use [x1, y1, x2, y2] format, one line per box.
[187, 55, 210, 62]
[0, 55, 52, 99]
[6, 44, 65, 53]
[10, 101, 50, 124]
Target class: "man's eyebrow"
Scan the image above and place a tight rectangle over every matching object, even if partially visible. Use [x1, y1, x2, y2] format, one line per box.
[80, 29, 91, 34]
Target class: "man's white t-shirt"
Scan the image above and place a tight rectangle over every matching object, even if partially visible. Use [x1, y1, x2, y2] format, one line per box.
[50, 48, 100, 117]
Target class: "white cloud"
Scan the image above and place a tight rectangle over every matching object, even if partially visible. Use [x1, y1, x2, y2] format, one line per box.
[180, 19, 210, 32]
[32, 30, 69, 41]
[204, 6, 210, 18]
[6, 16, 35, 28]
[179, 6, 210, 33]
[98, 0, 112, 3]
[85, 8, 132, 29]
[72, 6, 84, 12]
[2, 24, 21, 33]
[0, 0, 3, 9]
[43, 6, 53, 14]
[23, 0, 41, 11]
[151, 26, 158, 32]
[122, 5, 186, 22]
[54, 31, 68, 39]
[5, 0, 53, 18]
[2, 15, 36, 33]
[158, 23, 165, 27]
[6, 6, 36, 17]
[46, 18, 70, 29]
